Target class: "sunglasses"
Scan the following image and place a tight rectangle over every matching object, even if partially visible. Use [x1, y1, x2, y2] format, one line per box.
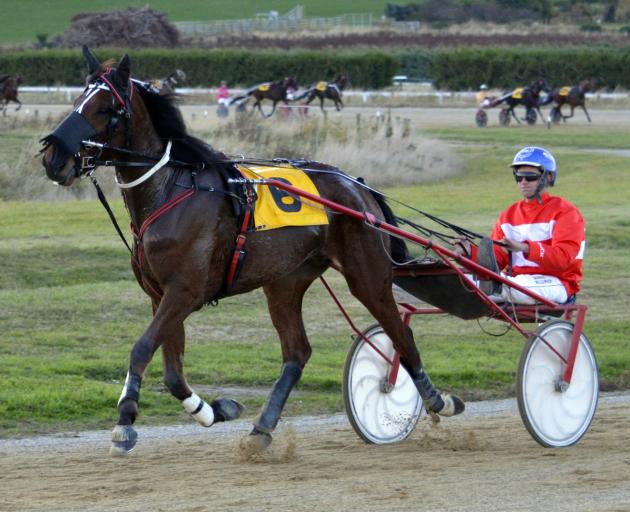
[514, 174, 541, 183]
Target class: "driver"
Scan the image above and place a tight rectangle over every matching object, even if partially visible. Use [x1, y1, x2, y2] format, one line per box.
[455, 147, 586, 304]
[476, 84, 489, 105]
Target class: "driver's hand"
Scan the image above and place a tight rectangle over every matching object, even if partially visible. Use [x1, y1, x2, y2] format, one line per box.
[499, 237, 529, 254]
[452, 236, 472, 258]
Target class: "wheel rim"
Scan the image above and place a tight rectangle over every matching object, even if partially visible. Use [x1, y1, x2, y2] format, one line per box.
[346, 328, 422, 444]
[499, 109, 510, 126]
[526, 109, 537, 124]
[520, 322, 598, 447]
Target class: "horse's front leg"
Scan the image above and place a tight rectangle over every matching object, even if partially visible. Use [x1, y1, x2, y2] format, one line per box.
[336, 97, 343, 111]
[246, 276, 316, 450]
[162, 323, 243, 431]
[14, 99, 21, 111]
[565, 106, 575, 120]
[582, 104, 591, 122]
[110, 292, 241, 455]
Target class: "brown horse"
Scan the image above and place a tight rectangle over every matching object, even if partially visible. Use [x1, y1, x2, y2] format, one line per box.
[295, 74, 348, 112]
[494, 78, 550, 125]
[549, 79, 594, 124]
[0, 74, 25, 115]
[41, 48, 463, 455]
[230, 77, 298, 117]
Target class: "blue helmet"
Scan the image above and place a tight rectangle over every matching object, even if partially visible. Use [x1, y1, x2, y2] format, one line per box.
[510, 146, 557, 186]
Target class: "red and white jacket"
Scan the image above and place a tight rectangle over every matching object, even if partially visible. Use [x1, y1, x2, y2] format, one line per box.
[472, 193, 586, 297]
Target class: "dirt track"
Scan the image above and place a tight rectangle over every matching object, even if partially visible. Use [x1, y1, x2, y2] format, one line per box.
[1, 395, 629, 512]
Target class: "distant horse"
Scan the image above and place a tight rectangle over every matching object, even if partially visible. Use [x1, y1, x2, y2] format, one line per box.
[549, 79, 594, 124]
[41, 47, 463, 455]
[0, 74, 25, 115]
[494, 78, 550, 125]
[295, 74, 348, 112]
[230, 77, 298, 117]
[149, 69, 186, 96]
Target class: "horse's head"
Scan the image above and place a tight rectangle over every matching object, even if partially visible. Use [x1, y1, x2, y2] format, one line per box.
[15, 74, 25, 85]
[581, 79, 595, 92]
[41, 46, 135, 186]
[532, 78, 550, 94]
[335, 74, 348, 89]
[284, 76, 298, 91]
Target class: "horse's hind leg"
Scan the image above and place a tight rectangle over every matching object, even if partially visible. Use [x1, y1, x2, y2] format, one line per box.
[247, 275, 317, 449]
[266, 101, 278, 118]
[340, 244, 464, 417]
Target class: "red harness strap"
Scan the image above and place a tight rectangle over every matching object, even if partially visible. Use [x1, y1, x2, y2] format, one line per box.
[225, 194, 254, 292]
[131, 188, 196, 299]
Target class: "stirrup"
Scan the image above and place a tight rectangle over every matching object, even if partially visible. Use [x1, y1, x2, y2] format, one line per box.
[476, 237, 501, 295]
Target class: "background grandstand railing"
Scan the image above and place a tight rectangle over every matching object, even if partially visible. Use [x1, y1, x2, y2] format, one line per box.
[174, 5, 375, 36]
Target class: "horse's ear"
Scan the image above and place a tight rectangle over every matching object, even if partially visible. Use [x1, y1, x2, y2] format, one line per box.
[116, 54, 131, 85]
[82, 46, 101, 75]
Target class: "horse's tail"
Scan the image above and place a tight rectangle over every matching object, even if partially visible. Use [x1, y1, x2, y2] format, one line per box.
[292, 88, 314, 102]
[369, 189, 410, 264]
[229, 85, 259, 104]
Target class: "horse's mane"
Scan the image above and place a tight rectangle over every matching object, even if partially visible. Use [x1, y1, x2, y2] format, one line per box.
[135, 84, 226, 165]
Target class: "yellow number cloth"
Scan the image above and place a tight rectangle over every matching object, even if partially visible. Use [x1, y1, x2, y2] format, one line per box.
[237, 165, 329, 231]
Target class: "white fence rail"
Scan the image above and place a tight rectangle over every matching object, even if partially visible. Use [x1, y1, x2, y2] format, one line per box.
[19, 86, 629, 104]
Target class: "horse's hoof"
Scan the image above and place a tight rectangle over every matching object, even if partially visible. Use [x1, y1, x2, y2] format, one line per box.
[109, 424, 138, 456]
[249, 429, 273, 450]
[437, 393, 465, 417]
[211, 397, 244, 422]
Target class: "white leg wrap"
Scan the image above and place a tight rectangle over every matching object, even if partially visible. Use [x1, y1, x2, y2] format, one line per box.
[182, 392, 215, 427]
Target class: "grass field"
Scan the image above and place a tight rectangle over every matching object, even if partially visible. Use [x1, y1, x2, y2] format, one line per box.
[0, 116, 629, 438]
[1, 1, 390, 44]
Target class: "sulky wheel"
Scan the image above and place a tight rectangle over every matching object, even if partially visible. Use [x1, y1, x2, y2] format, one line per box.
[499, 108, 511, 126]
[525, 107, 537, 125]
[216, 103, 229, 118]
[516, 319, 599, 448]
[343, 324, 423, 444]
[475, 109, 488, 127]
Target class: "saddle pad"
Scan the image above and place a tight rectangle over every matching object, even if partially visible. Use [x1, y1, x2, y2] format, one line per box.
[237, 165, 329, 231]
[511, 87, 523, 99]
[258, 84, 271, 92]
[559, 86, 571, 96]
[315, 81, 328, 92]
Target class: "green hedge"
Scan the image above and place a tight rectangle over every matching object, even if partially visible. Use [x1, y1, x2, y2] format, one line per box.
[4, 47, 629, 90]
[0, 48, 399, 89]
[426, 47, 630, 90]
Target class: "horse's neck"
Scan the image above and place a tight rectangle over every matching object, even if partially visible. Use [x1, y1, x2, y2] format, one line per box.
[118, 115, 174, 230]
